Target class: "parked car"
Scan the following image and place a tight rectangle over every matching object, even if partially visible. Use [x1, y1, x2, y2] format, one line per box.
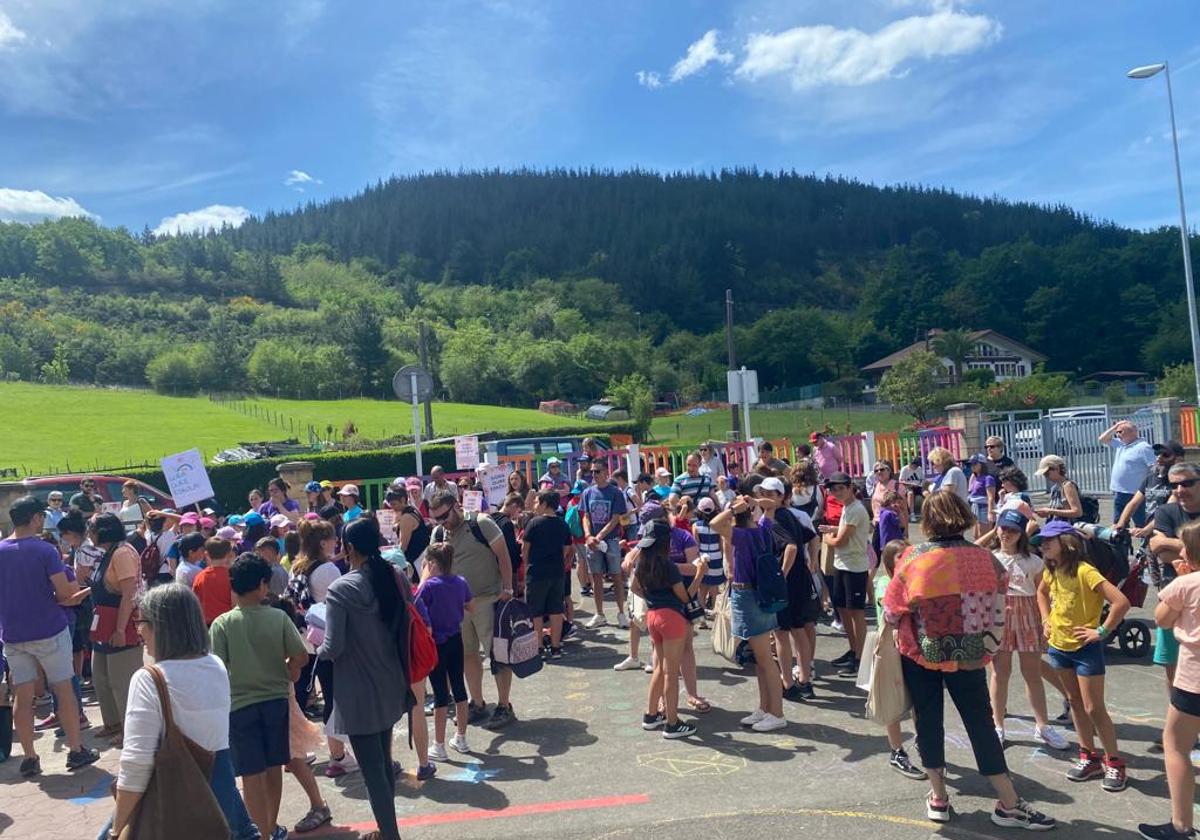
[1011, 406, 1155, 460]
[485, 436, 609, 459]
[0, 473, 177, 534]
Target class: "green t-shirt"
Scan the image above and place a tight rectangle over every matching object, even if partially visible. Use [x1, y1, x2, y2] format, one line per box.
[210, 603, 306, 711]
[873, 572, 890, 627]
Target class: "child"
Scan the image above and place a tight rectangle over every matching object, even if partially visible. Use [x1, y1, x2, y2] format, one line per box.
[967, 455, 997, 540]
[873, 539, 925, 780]
[522, 491, 572, 657]
[1140, 518, 1200, 840]
[210, 554, 308, 839]
[193, 537, 235, 626]
[692, 498, 725, 628]
[416, 542, 474, 762]
[988, 511, 1068, 750]
[173, 532, 206, 589]
[255, 537, 290, 596]
[1034, 520, 1130, 792]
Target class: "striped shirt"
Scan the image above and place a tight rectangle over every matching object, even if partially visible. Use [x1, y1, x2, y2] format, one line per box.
[671, 472, 712, 502]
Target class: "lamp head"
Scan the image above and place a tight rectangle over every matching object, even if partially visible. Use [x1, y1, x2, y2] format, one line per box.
[1128, 63, 1167, 80]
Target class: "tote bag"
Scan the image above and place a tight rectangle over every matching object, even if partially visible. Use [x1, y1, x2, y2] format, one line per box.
[710, 588, 737, 663]
[864, 624, 912, 726]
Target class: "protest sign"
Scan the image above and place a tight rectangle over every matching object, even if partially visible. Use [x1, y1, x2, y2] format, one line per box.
[376, 508, 397, 544]
[455, 435, 480, 470]
[481, 463, 511, 507]
[160, 448, 215, 509]
[462, 490, 484, 514]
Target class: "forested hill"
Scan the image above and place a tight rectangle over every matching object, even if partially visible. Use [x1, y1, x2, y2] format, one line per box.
[224, 169, 1124, 329]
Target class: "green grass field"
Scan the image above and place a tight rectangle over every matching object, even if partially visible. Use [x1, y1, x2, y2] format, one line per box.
[0, 383, 596, 475]
[649, 406, 915, 445]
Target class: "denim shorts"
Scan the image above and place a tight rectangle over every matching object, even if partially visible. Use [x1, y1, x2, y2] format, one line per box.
[730, 587, 777, 640]
[4, 626, 74, 686]
[1047, 640, 1106, 677]
[586, 537, 623, 575]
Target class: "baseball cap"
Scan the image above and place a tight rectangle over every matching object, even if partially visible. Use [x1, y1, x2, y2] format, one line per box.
[546, 457, 561, 466]
[997, 509, 1028, 532]
[199, 517, 215, 529]
[655, 467, 671, 478]
[760, 476, 786, 495]
[216, 526, 239, 541]
[696, 497, 716, 513]
[1155, 440, 1186, 457]
[227, 514, 244, 527]
[338, 484, 360, 498]
[968, 453, 988, 466]
[303, 511, 321, 521]
[47, 491, 63, 500]
[243, 512, 266, 528]
[637, 520, 670, 549]
[405, 476, 423, 489]
[304, 481, 322, 493]
[809, 431, 822, 442]
[269, 513, 290, 529]
[180, 512, 200, 525]
[639, 500, 668, 525]
[823, 471, 852, 487]
[1031, 520, 1076, 545]
[319, 480, 333, 490]
[1035, 455, 1065, 476]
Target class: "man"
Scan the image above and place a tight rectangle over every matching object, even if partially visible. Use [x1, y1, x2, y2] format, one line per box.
[538, 458, 572, 493]
[43, 491, 66, 537]
[1099, 420, 1157, 526]
[522, 491, 573, 657]
[0, 496, 98, 777]
[1116, 440, 1183, 539]
[579, 460, 629, 629]
[818, 473, 870, 675]
[670, 452, 714, 505]
[810, 432, 843, 480]
[984, 436, 1015, 478]
[68, 478, 103, 515]
[697, 443, 725, 479]
[428, 490, 517, 729]
[422, 466, 458, 503]
[754, 441, 789, 475]
[1150, 462, 1200, 569]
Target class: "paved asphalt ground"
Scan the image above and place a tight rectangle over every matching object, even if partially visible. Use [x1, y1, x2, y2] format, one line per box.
[1, 511, 1189, 839]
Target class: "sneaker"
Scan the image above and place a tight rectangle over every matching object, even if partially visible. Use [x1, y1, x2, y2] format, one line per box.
[429, 742, 449, 762]
[325, 753, 358, 778]
[561, 623, 579, 643]
[992, 798, 1056, 831]
[792, 664, 802, 683]
[642, 713, 666, 731]
[616, 612, 630, 629]
[585, 614, 607, 629]
[830, 649, 855, 666]
[19, 756, 41, 778]
[889, 748, 927, 780]
[1065, 749, 1104, 782]
[485, 703, 515, 730]
[270, 825, 289, 840]
[663, 721, 698, 740]
[1034, 725, 1069, 751]
[33, 713, 58, 731]
[580, 585, 593, 597]
[467, 702, 491, 725]
[752, 713, 787, 732]
[837, 659, 860, 677]
[294, 805, 332, 834]
[926, 793, 951, 823]
[450, 733, 471, 754]
[417, 763, 437, 781]
[550, 647, 563, 660]
[1053, 699, 1072, 724]
[740, 708, 768, 727]
[798, 681, 816, 701]
[831, 619, 844, 633]
[782, 684, 805, 702]
[613, 656, 643, 671]
[66, 747, 100, 771]
[643, 661, 654, 673]
[1138, 821, 1198, 840]
[1103, 757, 1127, 792]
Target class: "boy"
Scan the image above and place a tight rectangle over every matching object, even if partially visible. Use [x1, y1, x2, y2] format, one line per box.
[174, 532, 207, 588]
[211, 554, 307, 840]
[254, 537, 289, 596]
[193, 537, 235, 626]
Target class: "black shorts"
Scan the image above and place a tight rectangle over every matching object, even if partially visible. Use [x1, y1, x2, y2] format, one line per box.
[229, 697, 290, 776]
[776, 569, 821, 630]
[1172, 686, 1200, 718]
[526, 575, 566, 617]
[72, 599, 94, 653]
[832, 570, 868, 611]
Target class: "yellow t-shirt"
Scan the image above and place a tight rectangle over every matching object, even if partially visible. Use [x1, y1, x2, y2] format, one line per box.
[1044, 563, 1107, 652]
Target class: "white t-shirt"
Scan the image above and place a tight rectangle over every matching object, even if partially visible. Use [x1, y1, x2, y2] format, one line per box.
[117, 655, 230, 792]
[834, 500, 871, 573]
[175, 560, 202, 588]
[308, 562, 342, 603]
[422, 481, 459, 502]
[995, 550, 1043, 598]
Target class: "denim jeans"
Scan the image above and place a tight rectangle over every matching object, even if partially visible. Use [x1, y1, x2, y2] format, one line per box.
[1113, 491, 1146, 527]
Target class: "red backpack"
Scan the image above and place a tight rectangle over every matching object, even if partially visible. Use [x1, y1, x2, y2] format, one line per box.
[139, 540, 163, 585]
[408, 606, 438, 684]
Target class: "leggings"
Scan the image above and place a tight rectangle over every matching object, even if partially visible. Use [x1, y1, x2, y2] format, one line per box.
[92, 646, 143, 729]
[429, 633, 468, 709]
[901, 656, 1008, 776]
[349, 728, 399, 840]
[296, 656, 336, 724]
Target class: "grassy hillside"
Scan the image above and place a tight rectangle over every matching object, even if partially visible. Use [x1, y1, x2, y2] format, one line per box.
[649, 407, 914, 446]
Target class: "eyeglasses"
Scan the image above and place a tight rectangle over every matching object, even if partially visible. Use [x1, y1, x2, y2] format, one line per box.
[1169, 479, 1200, 490]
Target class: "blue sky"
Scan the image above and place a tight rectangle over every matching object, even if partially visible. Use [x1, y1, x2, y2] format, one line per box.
[0, 0, 1197, 235]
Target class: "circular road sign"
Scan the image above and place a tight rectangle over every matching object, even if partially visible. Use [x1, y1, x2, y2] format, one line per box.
[392, 365, 434, 402]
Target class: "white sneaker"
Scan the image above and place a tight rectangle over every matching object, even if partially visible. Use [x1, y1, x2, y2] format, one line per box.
[643, 661, 654, 673]
[585, 614, 607, 629]
[429, 742, 449, 762]
[995, 726, 1005, 744]
[791, 664, 802, 683]
[616, 612, 630, 629]
[1034, 725, 1069, 751]
[831, 619, 844, 632]
[613, 655, 642, 671]
[449, 733, 471, 754]
[740, 708, 767, 727]
[752, 713, 787, 732]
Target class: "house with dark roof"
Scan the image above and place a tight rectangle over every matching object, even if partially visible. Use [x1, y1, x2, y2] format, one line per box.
[861, 329, 1047, 384]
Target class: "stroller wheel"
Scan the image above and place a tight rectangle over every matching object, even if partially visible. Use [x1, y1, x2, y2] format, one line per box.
[1118, 620, 1151, 659]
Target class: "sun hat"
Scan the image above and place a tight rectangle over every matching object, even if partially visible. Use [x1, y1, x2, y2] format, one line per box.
[1030, 519, 1076, 545]
[1035, 455, 1066, 476]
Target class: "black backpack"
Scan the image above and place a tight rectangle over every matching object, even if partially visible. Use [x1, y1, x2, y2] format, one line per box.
[1078, 495, 1100, 525]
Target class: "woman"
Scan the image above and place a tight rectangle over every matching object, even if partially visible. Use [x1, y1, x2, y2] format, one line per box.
[97, 583, 258, 840]
[260, 478, 301, 524]
[667, 505, 710, 713]
[389, 487, 430, 576]
[883, 491, 1054, 828]
[246, 488, 265, 517]
[88, 513, 144, 747]
[403, 477, 429, 522]
[118, 481, 149, 537]
[869, 461, 906, 553]
[788, 460, 824, 524]
[632, 521, 698, 739]
[507, 469, 536, 511]
[1034, 455, 1083, 523]
[318, 516, 414, 840]
[925, 447, 968, 504]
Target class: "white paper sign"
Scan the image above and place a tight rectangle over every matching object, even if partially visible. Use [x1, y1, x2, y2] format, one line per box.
[100, 502, 122, 515]
[454, 436, 480, 470]
[461, 490, 484, 514]
[481, 463, 511, 507]
[376, 508, 398, 544]
[160, 448, 216, 508]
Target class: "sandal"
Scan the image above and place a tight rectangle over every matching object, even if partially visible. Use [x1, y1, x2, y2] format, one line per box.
[294, 805, 332, 833]
[686, 697, 712, 713]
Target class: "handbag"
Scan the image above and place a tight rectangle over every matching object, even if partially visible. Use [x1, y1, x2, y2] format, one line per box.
[710, 588, 737, 663]
[683, 594, 706, 622]
[865, 624, 912, 726]
[855, 630, 878, 691]
[117, 665, 228, 840]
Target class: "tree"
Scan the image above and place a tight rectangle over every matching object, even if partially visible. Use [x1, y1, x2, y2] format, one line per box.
[339, 299, 390, 397]
[1159, 362, 1197, 402]
[606, 372, 655, 440]
[146, 349, 201, 395]
[40, 344, 70, 384]
[877, 351, 943, 421]
[931, 328, 975, 386]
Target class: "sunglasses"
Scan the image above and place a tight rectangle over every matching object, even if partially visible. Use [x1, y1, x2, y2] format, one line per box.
[873, 468, 889, 473]
[827, 482, 849, 489]
[431, 509, 454, 522]
[985, 444, 1001, 450]
[1169, 479, 1200, 490]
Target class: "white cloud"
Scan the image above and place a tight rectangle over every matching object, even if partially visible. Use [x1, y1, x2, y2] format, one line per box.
[0, 10, 26, 48]
[0, 188, 94, 222]
[153, 204, 250, 236]
[669, 29, 733, 83]
[735, 9, 1001, 89]
[284, 169, 322, 191]
[635, 70, 662, 89]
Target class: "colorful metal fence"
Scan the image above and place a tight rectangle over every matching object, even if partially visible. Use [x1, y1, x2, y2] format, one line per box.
[1182, 406, 1198, 447]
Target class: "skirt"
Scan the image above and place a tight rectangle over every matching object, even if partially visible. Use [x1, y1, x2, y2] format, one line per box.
[1001, 594, 1042, 654]
[730, 587, 777, 640]
[288, 684, 323, 757]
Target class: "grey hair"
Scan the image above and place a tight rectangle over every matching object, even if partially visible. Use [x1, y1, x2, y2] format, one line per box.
[1169, 462, 1200, 479]
[139, 583, 209, 661]
[429, 489, 458, 512]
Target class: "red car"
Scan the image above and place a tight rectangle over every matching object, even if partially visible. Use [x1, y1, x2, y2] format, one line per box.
[0, 473, 176, 533]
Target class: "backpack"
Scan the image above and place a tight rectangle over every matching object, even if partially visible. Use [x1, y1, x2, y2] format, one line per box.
[287, 568, 315, 610]
[433, 513, 491, 549]
[491, 598, 543, 678]
[491, 513, 522, 576]
[408, 605, 438, 684]
[563, 503, 584, 539]
[752, 528, 788, 613]
[1078, 495, 1100, 525]
[139, 539, 163, 586]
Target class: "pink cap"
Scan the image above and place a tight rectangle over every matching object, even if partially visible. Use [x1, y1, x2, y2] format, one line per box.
[338, 483, 360, 497]
[199, 517, 215, 529]
[179, 512, 200, 525]
[303, 511, 321, 521]
[405, 477, 423, 490]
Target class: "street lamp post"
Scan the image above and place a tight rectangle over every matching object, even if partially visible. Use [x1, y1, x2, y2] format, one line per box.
[1128, 61, 1200, 404]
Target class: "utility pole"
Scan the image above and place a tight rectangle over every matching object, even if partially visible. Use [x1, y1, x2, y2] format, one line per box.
[725, 288, 741, 439]
[419, 321, 434, 439]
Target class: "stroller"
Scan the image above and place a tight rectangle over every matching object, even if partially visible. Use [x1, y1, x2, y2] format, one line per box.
[1077, 524, 1151, 658]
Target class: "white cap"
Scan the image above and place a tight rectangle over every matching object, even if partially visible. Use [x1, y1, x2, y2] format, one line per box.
[655, 467, 671, 478]
[269, 513, 290, 529]
[338, 483, 360, 497]
[760, 477, 786, 495]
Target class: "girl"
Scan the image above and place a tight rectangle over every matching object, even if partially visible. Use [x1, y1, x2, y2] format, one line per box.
[715, 474, 736, 510]
[988, 511, 1069, 750]
[632, 521, 698, 740]
[692, 498, 725, 626]
[418, 542, 474, 762]
[1140, 519, 1200, 840]
[1035, 520, 1130, 792]
[246, 487, 264, 517]
[872, 538, 925, 780]
[967, 455, 998, 540]
[507, 469, 536, 511]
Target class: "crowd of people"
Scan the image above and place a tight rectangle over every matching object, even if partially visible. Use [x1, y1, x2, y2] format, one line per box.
[1, 425, 1199, 839]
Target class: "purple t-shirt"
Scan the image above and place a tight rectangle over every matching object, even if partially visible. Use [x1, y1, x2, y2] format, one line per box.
[669, 527, 698, 580]
[416, 574, 473, 644]
[258, 499, 300, 519]
[730, 521, 773, 585]
[877, 507, 905, 549]
[0, 536, 69, 644]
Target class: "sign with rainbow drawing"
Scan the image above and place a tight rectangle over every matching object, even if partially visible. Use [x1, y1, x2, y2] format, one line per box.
[161, 448, 216, 509]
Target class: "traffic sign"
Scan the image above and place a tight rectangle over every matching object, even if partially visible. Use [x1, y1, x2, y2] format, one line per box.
[392, 365, 434, 402]
[726, 368, 759, 405]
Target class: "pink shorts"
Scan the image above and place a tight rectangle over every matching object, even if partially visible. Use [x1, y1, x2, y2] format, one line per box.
[646, 608, 689, 643]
